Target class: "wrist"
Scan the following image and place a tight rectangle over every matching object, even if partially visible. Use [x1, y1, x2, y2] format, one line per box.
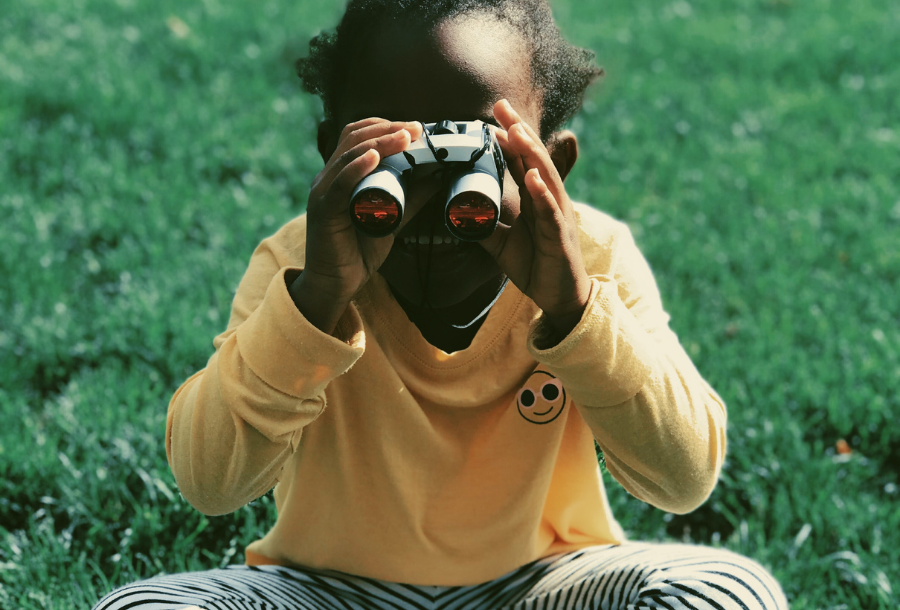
[544, 306, 586, 336]
[287, 270, 355, 336]
[536, 278, 591, 348]
[293, 267, 359, 303]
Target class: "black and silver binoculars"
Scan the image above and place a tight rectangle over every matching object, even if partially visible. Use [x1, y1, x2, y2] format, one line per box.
[349, 120, 506, 241]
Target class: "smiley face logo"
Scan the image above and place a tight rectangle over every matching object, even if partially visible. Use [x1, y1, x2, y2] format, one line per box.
[517, 370, 566, 425]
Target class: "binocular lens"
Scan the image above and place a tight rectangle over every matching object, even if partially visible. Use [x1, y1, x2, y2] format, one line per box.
[351, 190, 402, 235]
[446, 193, 498, 240]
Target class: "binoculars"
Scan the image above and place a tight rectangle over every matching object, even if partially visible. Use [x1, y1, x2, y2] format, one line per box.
[349, 120, 506, 241]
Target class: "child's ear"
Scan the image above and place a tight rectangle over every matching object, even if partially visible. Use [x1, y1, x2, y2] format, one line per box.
[317, 120, 338, 163]
[547, 130, 579, 182]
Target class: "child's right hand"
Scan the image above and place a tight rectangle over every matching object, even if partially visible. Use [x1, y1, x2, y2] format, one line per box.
[291, 118, 423, 334]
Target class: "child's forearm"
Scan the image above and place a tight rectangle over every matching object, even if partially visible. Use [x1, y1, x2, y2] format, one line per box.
[528, 210, 727, 514]
[166, 339, 321, 515]
[166, 269, 365, 514]
[577, 324, 726, 514]
[531, 276, 727, 515]
[166, 227, 366, 515]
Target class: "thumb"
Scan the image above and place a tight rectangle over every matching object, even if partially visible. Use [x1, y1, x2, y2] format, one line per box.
[478, 220, 533, 280]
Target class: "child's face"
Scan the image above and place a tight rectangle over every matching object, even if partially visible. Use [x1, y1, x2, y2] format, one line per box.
[329, 13, 543, 308]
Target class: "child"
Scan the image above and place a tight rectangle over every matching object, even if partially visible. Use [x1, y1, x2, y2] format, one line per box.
[95, 0, 788, 608]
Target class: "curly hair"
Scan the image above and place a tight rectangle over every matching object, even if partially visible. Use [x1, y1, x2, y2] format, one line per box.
[296, 0, 603, 141]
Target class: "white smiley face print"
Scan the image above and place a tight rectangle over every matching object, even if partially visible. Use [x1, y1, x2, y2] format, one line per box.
[516, 370, 566, 425]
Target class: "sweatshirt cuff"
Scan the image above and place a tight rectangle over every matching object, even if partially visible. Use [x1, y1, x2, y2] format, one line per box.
[236, 267, 365, 398]
[527, 277, 653, 407]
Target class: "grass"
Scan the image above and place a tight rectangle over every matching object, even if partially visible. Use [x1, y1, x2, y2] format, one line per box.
[0, 0, 897, 607]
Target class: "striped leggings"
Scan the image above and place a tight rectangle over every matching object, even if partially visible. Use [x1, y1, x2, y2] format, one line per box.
[93, 543, 789, 610]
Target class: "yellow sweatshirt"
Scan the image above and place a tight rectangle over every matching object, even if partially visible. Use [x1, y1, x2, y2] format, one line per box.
[166, 203, 727, 586]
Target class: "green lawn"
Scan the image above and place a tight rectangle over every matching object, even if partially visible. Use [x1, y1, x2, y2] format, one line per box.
[1, 0, 897, 608]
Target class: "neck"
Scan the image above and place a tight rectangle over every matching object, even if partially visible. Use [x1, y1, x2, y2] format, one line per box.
[388, 274, 508, 353]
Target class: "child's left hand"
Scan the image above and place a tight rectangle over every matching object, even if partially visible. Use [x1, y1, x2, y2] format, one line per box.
[480, 99, 592, 339]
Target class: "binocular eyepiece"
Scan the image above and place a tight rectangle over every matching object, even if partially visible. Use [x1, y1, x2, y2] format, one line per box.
[350, 120, 506, 242]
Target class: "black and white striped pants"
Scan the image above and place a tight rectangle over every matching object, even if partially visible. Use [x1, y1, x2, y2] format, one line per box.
[93, 543, 789, 610]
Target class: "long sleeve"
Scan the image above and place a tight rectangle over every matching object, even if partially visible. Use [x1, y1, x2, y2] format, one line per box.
[527, 207, 727, 515]
[166, 221, 366, 516]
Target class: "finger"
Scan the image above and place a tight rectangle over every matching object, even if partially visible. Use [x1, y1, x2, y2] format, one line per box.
[337, 117, 421, 144]
[478, 217, 528, 267]
[495, 100, 578, 220]
[314, 129, 413, 198]
[506, 123, 566, 198]
[478, 218, 537, 293]
[493, 99, 542, 144]
[494, 99, 563, 194]
[333, 120, 423, 162]
[516, 181, 537, 231]
[338, 117, 388, 142]
[524, 167, 562, 222]
[523, 168, 573, 248]
[493, 128, 527, 187]
[319, 149, 383, 216]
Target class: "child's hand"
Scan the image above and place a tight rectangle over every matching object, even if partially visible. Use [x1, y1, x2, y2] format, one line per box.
[481, 99, 592, 338]
[295, 118, 423, 333]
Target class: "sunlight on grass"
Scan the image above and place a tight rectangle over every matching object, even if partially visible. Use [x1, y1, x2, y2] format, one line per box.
[1, 0, 898, 608]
